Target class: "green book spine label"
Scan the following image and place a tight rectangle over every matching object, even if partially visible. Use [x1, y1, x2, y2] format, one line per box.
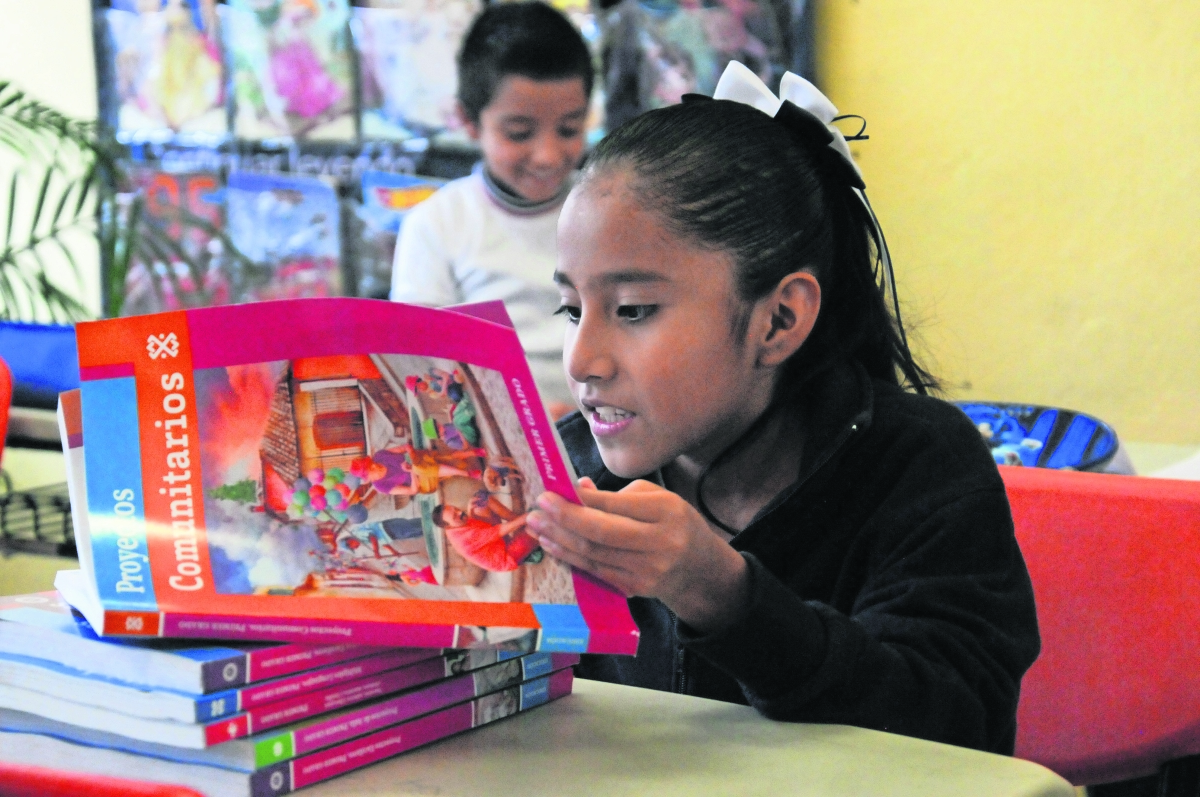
[255, 731, 296, 769]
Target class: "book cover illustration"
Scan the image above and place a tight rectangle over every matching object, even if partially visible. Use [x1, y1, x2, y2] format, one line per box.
[225, 172, 342, 300]
[72, 299, 638, 653]
[199, 354, 564, 601]
[224, 0, 356, 140]
[103, 0, 227, 138]
[351, 171, 441, 298]
[121, 169, 233, 315]
[351, 0, 481, 142]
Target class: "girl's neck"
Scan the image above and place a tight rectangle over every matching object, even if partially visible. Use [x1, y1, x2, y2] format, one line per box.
[662, 402, 806, 539]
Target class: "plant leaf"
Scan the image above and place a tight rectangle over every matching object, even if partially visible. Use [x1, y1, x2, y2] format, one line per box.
[4, 172, 16, 251]
[29, 164, 53, 243]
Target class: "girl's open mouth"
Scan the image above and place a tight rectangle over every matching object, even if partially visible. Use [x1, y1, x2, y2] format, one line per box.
[588, 405, 635, 436]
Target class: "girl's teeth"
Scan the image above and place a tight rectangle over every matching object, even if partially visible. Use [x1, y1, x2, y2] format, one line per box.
[595, 407, 629, 423]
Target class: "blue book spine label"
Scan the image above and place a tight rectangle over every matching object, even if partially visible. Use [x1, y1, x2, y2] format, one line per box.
[82, 378, 157, 611]
[519, 652, 554, 681]
[195, 686, 243, 722]
[518, 675, 553, 710]
[531, 604, 589, 653]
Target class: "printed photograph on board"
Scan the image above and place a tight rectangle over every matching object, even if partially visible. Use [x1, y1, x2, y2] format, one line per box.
[352, 0, 482, 141]
[104, 0, 227, 137]
[225, 172, 343, 300]
[224, 0, 356, 140]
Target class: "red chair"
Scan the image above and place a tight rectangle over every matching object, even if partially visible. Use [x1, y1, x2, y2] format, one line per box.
[0, 762, 205, 797]
[1006, 466, 1200, 789]
[0, 355, 11, 465]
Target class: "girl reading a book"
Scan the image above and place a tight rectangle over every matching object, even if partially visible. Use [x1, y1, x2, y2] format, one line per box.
[526, 62, 1040, 755]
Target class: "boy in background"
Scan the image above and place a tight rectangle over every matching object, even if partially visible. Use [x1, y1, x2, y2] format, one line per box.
[391, 2, 593, 419]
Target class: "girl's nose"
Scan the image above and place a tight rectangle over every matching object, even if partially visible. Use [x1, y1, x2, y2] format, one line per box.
[565, 312, 616, 385]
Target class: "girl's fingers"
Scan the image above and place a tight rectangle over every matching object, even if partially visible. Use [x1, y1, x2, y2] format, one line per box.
[527, 506, 623, 559]
[534, 494, 666, 552]
[574, 480, 674, 524]
[535, 531, 646, 597]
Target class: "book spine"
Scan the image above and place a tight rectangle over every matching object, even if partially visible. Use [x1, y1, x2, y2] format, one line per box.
[98, 608, 589, 653]
[238, 648, 439, 711]
[250, 669, 574, 796]
[80, 377, 158, 612]
[195, 687, 242, 722]
[198, 653, 251, 693]
[204, 657, 451, 745]
[244, 643, 410, 683]
[160, 612, 459, 649]
[255, 653, 578, 765]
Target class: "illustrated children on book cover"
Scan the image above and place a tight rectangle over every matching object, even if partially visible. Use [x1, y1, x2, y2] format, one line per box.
[103, 0, 227, 138]
[196, 353, 576, 614]
[224, 0, 356, 140]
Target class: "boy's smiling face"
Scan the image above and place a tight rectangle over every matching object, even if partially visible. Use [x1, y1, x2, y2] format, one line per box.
[465, 75, 589, 204]
[555, 170, 780, 479]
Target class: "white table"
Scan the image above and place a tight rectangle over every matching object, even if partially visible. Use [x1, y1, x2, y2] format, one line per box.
[305, 679, 1075, 797]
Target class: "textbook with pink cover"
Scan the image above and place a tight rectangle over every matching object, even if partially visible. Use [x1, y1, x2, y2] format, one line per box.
[59, 298, 637, 654]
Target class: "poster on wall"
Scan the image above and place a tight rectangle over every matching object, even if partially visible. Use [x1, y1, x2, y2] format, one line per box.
[351, 0, 482, 143]
[352, 170, 442, 298]
[121, 169, 231, 314]
[225, 172, 344, 299]
[224, 0, 357, 141]
[600, 0, 799, 131]
[102, 0, 227, 139]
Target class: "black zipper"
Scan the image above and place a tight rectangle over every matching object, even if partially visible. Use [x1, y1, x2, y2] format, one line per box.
[670, 609, 688, 694]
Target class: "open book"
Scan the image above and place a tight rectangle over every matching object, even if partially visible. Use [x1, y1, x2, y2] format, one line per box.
[58, 298, 637, 654]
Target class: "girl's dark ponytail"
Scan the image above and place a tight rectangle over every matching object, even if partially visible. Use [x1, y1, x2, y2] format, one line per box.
[584, 98, 936, 397]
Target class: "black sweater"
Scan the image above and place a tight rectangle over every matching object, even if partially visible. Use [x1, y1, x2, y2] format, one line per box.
[558, 362, 1040, 755]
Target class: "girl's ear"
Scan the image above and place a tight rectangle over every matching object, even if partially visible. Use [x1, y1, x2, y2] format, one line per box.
[753, 270, 821, 368]
[457, 102, 481, 141]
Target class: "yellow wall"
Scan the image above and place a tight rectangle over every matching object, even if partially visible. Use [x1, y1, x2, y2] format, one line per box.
[818, 2, 1200, 444]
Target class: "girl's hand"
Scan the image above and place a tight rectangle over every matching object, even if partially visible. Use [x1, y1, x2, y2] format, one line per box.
[527, 478, 750, 633]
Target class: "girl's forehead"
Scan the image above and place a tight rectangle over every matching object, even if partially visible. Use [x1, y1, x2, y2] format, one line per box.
[557, 173, 738, 293]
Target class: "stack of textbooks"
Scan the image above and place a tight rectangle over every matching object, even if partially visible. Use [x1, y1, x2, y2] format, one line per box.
[0, 298, 638, 795]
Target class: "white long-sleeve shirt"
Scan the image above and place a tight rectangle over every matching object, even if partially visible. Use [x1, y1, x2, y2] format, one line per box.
[390, 171, 571, 404]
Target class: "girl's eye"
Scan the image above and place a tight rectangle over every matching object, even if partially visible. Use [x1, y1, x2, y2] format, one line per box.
[616, 305, 656, 322]
[557, 125, 582, 140]
[553, 304, 581, 323]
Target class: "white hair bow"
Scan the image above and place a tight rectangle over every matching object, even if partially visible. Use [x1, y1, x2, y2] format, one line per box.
[713, 61, 865, 188]
[710, 61, 909, 352]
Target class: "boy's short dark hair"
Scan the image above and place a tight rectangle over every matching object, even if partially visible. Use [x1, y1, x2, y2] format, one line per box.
[457, 1, 595, 124]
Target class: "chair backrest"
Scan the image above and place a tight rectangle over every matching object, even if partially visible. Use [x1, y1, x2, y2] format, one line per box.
[0, 355, 11, 464]
[0, 321, 78, 409]
[1006, 466, 1200, 785]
